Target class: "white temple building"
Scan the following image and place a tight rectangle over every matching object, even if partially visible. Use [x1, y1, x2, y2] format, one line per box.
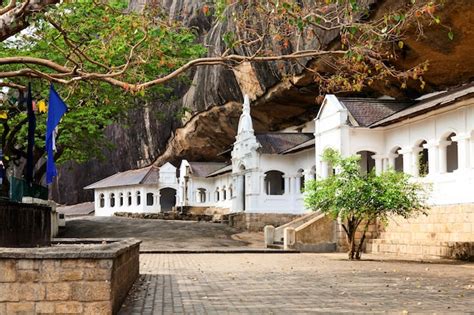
[84, 162, 179, 216]
[85, 84, 474, 217]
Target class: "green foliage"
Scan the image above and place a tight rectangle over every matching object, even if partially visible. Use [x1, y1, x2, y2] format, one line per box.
[304, 148, 429, 259]
[0, 0, 206, 175]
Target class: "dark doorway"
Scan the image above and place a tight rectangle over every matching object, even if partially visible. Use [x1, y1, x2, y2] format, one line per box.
[160, 188, 176, 212]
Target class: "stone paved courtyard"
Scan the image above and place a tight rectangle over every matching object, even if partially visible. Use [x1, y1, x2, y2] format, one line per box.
[119, 253, 474, 314]
[61, 216, 263, 251]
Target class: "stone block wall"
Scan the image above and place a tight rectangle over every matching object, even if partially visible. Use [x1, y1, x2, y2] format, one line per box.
[294, 214, 336, 252]
[0, 238, 140, 314]
[378, 204, 474, 243]
[228, 212, 302, 232]
[367, 203, 474, 259]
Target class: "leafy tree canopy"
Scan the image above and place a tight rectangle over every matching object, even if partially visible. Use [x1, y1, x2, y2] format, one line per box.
[0, 0, 205, 182]
[304, 148, 429, 259]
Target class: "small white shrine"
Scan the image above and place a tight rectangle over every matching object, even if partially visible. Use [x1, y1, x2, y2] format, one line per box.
[84, 162, 179, 216]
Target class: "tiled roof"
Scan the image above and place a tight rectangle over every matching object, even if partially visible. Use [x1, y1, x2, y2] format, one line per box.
[206, 164, 233, 178]
[57, 202, 95, 217]
[281, 138, 315, 155]
[339, 98, 413, 127]
[256, 133, 314, 154]
[188, 162, 228, 177]
[371, 83, 474, 127]
[84, 166, 160, 190]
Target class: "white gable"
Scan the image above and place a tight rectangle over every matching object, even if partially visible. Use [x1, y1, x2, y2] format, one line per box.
[159, 162, 177, 184]
[316, 94, 345, 120]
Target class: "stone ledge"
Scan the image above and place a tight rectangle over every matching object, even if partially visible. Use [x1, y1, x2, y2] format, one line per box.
[0, 238, 141, 259]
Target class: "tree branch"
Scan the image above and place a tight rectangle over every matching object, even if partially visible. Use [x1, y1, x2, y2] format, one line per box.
[0, 0, 59, 41]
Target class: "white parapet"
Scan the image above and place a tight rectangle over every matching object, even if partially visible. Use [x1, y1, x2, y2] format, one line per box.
[264, 225, 275, 247]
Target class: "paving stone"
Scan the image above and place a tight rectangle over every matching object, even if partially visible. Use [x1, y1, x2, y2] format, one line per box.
[118, 253, 474, 314]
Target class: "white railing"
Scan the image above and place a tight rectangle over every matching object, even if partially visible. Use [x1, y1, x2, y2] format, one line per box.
[265, 211, 321, 246]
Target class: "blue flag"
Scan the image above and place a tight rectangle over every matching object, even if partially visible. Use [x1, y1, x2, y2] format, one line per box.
[46, 84, 68, 185]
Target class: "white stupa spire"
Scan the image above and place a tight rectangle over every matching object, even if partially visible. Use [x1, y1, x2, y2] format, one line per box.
[237, 94, 254, 135]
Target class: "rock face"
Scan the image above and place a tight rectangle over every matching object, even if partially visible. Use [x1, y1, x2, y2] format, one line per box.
[55, 0, 474, 204]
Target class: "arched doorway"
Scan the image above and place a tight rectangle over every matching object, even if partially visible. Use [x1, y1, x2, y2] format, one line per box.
[160, 188, 176, 212]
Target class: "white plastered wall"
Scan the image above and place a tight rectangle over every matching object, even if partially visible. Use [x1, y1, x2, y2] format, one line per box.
[94, 184, 160, 216]
[315, 95, 474, 206]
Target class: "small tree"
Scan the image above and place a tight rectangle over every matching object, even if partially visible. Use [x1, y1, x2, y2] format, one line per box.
[304, 148, 429, 260]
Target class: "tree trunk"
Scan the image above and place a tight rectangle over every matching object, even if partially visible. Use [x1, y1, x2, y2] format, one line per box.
[355, 221, 371, 260]
[346, 217, 357, 260]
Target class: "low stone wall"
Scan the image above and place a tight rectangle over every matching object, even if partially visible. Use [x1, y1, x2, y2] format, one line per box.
[367, 203, 474, 260]
[294, 214, 336, 252]
[228, 212, 302, 232]
[114, 211, 214, 222]
[0, 238, 140, 314]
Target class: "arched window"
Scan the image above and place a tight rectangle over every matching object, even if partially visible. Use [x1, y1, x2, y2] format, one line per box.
[110, 193, 115, 207]
[264, 170, 285, 195]
[222, 186, 227, 200]
[297, 169, 305, 193]
[119, 193, 124, 206]
[128, 192, 132, 206]
[146, 193, 154, 206]
[357, 151, 376, 175]
[391, 147, 403, 172]
[446, 133, 458, 173]
[136, 191, 141, 205]
[215, 188, 220, 202]
[417, 140, 428, 177]
[198, 188, 207, 203]
[99, 193, 105, 208]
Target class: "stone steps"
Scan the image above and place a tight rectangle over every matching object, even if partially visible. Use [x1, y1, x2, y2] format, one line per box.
[367, 238, 474, 260]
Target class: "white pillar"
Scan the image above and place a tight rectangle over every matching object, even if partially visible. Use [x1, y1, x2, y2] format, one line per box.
[399, 147, 413, 175]
[292, 176, 298, 194]
[157, 192, 161, 212]
[387, 154, 397, 170]
[321, 161, 329, 179]
[284, 176, 290, 195]
[283, 227, 296, 250]
[261, 174, 266, 195]
[303, 169, 312, 184]
[437, 140, 450, 174]
[372, 155, 384, 175]
[296, 175, 302, 193]
[452, 133, 470, 170]
[264, 225, 275, 247]
[470, 135, 474, 170]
